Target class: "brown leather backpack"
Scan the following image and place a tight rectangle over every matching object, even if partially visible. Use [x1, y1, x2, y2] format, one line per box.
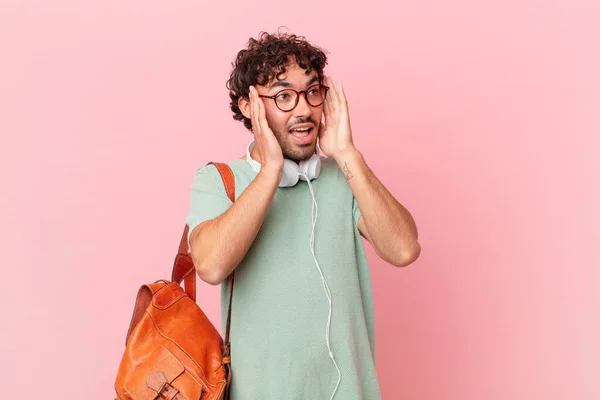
[114, 162, 236, 400]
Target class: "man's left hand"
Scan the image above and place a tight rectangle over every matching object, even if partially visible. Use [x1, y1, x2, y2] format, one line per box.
[318, 76, 357, 161]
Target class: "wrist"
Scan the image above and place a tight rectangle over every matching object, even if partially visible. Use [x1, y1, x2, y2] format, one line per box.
[333, 145, 362, 166]
[258, 164, 282, 185]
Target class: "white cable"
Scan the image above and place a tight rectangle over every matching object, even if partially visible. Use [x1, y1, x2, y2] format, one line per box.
[299, 172, 342, 400]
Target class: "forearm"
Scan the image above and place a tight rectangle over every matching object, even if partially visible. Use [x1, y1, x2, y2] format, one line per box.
[190, 168, 280, 284]
[335, 147, 420, 266]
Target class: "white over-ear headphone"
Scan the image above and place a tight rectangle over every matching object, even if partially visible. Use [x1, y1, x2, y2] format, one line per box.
[246, 141, 322, 187]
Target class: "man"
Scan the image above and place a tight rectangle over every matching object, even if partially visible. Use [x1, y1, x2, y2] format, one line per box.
[186, 31, 420, 400]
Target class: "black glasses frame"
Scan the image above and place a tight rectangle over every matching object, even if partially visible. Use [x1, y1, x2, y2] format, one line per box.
[259, 84, 329, 112]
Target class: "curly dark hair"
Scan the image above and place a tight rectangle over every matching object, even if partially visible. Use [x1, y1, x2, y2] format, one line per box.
[226, 31, 328, 131]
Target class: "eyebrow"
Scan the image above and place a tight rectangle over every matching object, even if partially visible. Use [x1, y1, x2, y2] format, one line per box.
[269, 75, 320, 91]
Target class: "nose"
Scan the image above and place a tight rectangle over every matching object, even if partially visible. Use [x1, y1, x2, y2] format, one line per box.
[293, 91, 312, 117]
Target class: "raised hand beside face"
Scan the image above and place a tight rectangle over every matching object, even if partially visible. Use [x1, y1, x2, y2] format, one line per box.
[318, 76, 356, 161]
[249, 85, 284, 174]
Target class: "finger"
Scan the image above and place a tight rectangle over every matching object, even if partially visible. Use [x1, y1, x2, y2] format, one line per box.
[326, 77, 339, 112]
[256, 90, 272, 136]
[337, 81, 349, 116]
[323, 78, 333, 115]
[323, 92, 332, 116]
[250, 87, 261, 136]
[248, 87, 255, 131]
[318, 120, 326, 139]
[338, 81, 347, 107]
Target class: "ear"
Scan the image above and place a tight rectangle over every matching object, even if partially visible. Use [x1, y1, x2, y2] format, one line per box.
[238, 96, 251, 120]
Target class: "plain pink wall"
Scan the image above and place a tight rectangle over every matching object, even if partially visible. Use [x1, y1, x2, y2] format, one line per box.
[1, 0, 598, 398]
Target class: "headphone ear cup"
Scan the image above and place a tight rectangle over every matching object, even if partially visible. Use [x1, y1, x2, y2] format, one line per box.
[280, 159, 300, 187]
[299, 154, 322, 181]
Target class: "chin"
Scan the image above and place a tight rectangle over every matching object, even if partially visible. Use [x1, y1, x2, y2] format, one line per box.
[284, 145, 317, 162]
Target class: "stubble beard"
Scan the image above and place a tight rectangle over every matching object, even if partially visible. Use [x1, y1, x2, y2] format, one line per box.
[276, 124, 319, 163]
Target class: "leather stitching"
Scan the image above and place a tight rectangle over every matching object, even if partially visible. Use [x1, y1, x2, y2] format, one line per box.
[152, 283, 186, 310]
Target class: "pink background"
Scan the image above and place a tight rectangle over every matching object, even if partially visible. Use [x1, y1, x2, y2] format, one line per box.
[1, 0, 598, 398]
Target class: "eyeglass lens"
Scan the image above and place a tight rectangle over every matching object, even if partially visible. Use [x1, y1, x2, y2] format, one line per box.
[275, 84, 327, 111]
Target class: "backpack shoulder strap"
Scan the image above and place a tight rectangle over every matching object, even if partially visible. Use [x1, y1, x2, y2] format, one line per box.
[172, 161, 235, 290]
[171, 162, 236, 359]
[209, 163, 236, 365]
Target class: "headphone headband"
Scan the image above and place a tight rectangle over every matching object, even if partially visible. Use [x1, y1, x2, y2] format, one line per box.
[245, 141, 321, 187]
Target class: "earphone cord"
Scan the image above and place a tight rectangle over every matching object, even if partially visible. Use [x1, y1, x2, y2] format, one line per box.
[300, 172, 342, 400]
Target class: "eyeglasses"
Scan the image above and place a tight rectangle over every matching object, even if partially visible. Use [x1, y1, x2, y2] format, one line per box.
[259, 84, 329, 112]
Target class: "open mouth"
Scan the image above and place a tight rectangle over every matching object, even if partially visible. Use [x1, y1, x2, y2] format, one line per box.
[289, 126, 313, 137]
[289, 125, 314, 145]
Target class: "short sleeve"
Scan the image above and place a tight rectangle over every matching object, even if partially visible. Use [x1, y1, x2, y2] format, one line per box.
[185, 164, 234, 250]
[352, 195, 362, 228]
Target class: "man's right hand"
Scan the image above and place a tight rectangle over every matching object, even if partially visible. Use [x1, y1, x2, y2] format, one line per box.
[249, 86, 283, 181]
[191, 86, 284, 285]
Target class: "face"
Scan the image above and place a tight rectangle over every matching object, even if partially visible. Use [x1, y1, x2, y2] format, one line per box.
[242, 61, 324, 162]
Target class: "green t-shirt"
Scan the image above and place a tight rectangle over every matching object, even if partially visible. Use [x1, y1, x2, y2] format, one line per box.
[185, 157, 381, 400]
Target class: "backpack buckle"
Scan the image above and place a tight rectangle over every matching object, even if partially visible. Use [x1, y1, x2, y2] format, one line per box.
[155, 381, 176, 399]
